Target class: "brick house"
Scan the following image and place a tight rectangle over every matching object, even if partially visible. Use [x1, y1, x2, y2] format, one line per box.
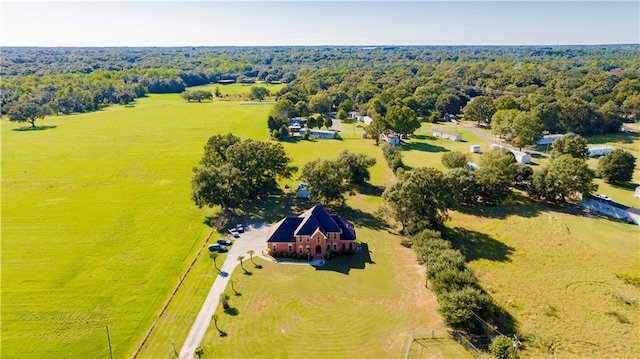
[267, 205, 356, 260]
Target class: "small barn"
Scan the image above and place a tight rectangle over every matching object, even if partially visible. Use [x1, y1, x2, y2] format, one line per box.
[588, 145, 614, 157]
[470, 145, 481, 153]
[296, 183, 309, 199]
[432, 129, 462, 141]
[382, 132, 401, 146]
[299, 129, 338, 139]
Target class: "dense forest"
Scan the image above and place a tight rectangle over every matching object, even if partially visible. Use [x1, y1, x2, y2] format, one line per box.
[2, 45, 640, 136]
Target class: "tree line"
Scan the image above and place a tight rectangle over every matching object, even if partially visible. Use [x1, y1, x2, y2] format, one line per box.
[4, 46, 639, 134]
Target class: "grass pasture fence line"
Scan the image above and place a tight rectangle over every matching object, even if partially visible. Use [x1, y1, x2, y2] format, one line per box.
[404, 329, 476, 359]
[131, 227, 216, 359]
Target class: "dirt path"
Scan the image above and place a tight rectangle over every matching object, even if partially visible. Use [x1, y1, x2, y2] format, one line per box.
[179, 223, 271, 359]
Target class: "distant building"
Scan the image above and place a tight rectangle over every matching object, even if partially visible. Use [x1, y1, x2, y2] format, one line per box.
[296, 183, 309, 199]
[588, 145, 614, 157]
[445, 113, 460, 124]
[470, 145, 481, 153]
[432, 129, 462, 141]
[537, 134, 564, 145]
[582, 195, 640, 225]
[288, 124, 302, 133]
[362, 116, 373, 125]
[490, 144, 531, 164]
[299, 128, 338, 139]
[635, 186, 640, 198]
[382, 132, 401, 146]
[466, 162, 480, 171]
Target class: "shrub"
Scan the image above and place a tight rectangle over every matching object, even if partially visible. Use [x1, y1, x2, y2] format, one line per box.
[489, 335, 513, 359]
[431, 267, 478, 295]
[425, 249, 467, 280]
[381, 142, 405, 173]
[441, 151, 468, 169]
[438, 286, 493, 334]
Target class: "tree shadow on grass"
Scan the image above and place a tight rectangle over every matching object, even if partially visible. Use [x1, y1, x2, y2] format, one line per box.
[12, 125, 57, 132]
[332, 205, 389, 231]
[403, 141, 449, 153]
[586, 131, 639, 145]
[609, 181, 639, 191]
[237, 194, 306, 226]
[355, 183, 385, 197]
[412, 134, 432, 140]
[456, 195, 541, 220]
[280, 136, 303, 144]
[315, 243, 375, 275]
[223, 307, 239, 316]
[443, 227, 514, 263]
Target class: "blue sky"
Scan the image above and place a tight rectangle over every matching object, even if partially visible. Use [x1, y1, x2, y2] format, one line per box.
[1, 1, 638, 46]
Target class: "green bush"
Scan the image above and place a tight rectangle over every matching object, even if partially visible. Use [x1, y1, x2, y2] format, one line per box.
[425, 249, 467, 279]
[431, 267, 478, 295]
[489, 335, 513, 359]
[437, 286, 493, 334]
[441, 151, 468, 169]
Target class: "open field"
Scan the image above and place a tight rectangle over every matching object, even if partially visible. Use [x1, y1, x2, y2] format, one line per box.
[189, 82, 285, 99]
[4, 90, 639, 359]
[448, 203, 640, 358]
[1, 95, 274, 358]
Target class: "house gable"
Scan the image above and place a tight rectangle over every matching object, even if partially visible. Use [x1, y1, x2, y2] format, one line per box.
[267, 205, 357, 254]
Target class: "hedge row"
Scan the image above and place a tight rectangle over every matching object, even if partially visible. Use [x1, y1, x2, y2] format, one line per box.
[412, 229, 496, 335]
[381, 142, 405, 174]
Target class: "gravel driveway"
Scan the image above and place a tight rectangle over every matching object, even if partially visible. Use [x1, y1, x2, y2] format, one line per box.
[179, 223, 271, 359]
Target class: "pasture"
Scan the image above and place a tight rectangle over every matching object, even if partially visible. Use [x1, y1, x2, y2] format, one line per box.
[1, 94, 274, 358]
[448, 204, 640, 358]
[3, 89, 639, 359]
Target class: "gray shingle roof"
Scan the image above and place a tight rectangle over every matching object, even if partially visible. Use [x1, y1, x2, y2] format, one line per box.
[266, 205, 356, 243]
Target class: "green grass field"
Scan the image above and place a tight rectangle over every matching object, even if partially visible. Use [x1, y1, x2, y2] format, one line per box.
[3, 90, 639, 359]
[198, 212, 470, 359]
[1, 94, 275, 358]
[448, 204, 639, 358]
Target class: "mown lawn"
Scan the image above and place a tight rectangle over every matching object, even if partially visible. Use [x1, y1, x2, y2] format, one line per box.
[197, 195, 471, 359]
[1, 95, 274, 358]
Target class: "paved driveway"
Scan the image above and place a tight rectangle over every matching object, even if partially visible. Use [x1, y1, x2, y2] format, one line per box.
[179, 223, 271, 359]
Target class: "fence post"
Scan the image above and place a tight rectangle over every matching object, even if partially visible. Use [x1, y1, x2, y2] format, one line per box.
[404, 329, 415, 359]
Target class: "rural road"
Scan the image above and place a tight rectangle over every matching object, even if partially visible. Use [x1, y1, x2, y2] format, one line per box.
[179, 223, 271, 359]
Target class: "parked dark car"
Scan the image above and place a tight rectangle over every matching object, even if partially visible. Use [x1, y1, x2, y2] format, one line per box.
[236, 224, 244, 233]
[217, 238, 232, 246]
[208, 244, 228, 252]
